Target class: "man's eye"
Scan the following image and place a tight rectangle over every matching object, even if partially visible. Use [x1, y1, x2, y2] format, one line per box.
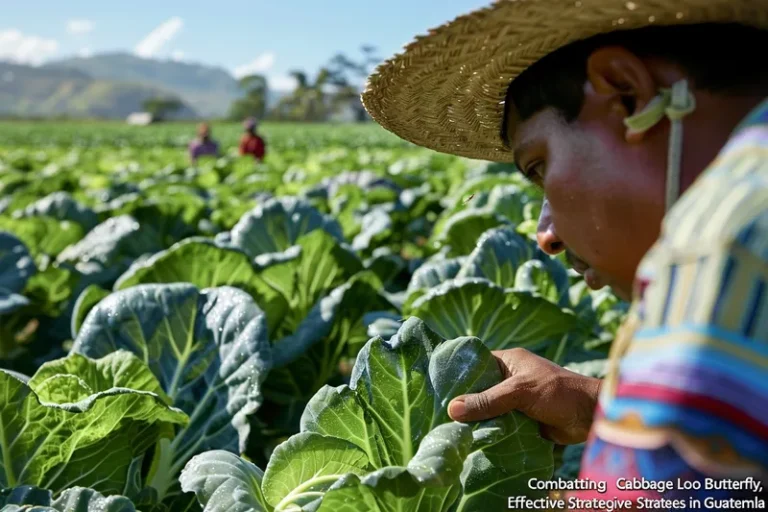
[524, 162, 545, 184]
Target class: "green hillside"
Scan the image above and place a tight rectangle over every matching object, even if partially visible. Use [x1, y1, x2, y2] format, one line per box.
[0, 62, 197, 119]
[46, 52, 242, 117]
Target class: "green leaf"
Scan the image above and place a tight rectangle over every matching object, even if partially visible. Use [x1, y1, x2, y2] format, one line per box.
[70, 283, 272, 502]
[431, 210, 510, 257]
[256, 230, 363, 334]
[300, 386, 387, 468]
[0, 232, 35, 315]
[315, 468, 459, 512]
[70, 285, 111, 338]
[0, 351, 187, 496]
[446, 173, 527, 210]
[457, 227, 535, 288]
[260, 273, 396, 443]
[349, 320, 440, 466]
[590, 288, 629, 336]
[453, 414, 554, 511]
[365, 314, 401, 341]
[0, 485, 137, 511]
[14, 191, 99, 231]
[351, 209, 392, 252]
[52, 488, 136, 512]
[231, 197, 344, 259]
[114, 238, 289, 332]
[514, 257, 571, 307]
[29, 350, 169, 402]
[262, 433, 371, 510]
[179, 450, 271, 512]
[101, 193, 207, 248]
[407, 258, 464, 296]
[0, 485, 51, 507]
[363, 248, 406, 290]
[181, 318, 555, 511]
[426, 336, 500, 426]
[484, 184, 529, 225]
[0, 216, 85, 259]
[23, 264, 78, 318]
[406, 278, 578, 351]
[402, 257, 464, 312]
[405, 423, 473, 487]
[55, 216, 162, 284]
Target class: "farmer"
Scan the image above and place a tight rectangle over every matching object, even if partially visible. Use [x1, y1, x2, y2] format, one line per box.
[363, 0, 768, 506]
[239, 117, 266, 162]
[188, 123, 220, 162]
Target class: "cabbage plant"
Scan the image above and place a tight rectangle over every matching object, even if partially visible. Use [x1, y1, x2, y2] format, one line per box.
[69, 283, 272, 508]
[181, 318, 553, 511]
[0, 350, 187, 502]
[0, 232, 35, 317]
[0, 485, 136, 512]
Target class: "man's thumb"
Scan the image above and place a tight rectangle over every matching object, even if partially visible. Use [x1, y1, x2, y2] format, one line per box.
[448, 381, 522, 422]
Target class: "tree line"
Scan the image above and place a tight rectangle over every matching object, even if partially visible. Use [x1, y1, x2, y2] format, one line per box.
[228, 45, 380, 123]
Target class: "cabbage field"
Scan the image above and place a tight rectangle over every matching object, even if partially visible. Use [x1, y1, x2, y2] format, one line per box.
[0, 121, 625, 511]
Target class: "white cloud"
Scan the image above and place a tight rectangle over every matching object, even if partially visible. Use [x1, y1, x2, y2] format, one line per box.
[0, 29, 58, 65]
[78, 47, 92, 58]
[233, 52, 275, 78]
[171, 50, 184, 61]
[134, 17, 183, 59]
[67, 19, 94, 35]
[268, 74, 298, 92]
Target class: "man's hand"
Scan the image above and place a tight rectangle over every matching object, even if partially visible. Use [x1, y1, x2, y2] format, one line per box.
[448, 348, 601, 445]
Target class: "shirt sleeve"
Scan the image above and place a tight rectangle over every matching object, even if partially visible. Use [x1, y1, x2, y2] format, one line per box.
[573, 127, 768, 506]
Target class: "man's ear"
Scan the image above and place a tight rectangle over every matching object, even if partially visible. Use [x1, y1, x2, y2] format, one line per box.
[586, 46, 658, 142]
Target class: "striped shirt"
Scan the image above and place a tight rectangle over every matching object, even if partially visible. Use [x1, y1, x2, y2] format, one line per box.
[575, 98, 768, 508]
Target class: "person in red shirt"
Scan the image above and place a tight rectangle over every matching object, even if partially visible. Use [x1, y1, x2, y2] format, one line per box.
[239, 118, 266, 162]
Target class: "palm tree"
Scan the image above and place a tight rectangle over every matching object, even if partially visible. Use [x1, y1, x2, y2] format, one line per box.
[274, 68, 332, 122]
[228, 74, 269, 121]
[325, 46, 381, 121]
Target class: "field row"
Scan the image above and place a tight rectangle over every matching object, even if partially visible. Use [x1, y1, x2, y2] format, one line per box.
[0, 124, 623, 511]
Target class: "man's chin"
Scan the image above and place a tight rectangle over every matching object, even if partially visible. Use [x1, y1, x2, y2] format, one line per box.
[583, 268, 606, 291]
[584, 269, 632, 301]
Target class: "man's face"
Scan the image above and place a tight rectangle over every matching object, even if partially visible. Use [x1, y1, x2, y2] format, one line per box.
[511, 108, 666, 300]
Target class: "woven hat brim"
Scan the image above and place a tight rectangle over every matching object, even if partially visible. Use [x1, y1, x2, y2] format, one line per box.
[362, 0, 768, 163]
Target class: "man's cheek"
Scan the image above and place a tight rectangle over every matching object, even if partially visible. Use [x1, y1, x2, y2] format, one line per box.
[544, 169, 595, 230]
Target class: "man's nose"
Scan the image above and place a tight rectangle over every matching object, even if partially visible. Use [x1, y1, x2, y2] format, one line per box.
[536, 200, 565, 255]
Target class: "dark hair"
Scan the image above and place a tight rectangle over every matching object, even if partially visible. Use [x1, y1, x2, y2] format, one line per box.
[501, 23, 768, 143]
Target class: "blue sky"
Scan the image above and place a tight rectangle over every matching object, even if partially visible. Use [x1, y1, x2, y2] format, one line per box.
[2, 0, 490, 90]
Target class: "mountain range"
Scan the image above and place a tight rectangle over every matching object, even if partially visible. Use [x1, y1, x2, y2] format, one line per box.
[0, 52, 288, 120]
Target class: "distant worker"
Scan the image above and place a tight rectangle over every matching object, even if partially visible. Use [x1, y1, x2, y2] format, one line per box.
[188, 123, 219, 162]
[239, 118, 266, 162]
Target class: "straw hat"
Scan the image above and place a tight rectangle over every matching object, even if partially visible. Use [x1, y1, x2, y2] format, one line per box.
[362, 0, 768, 162]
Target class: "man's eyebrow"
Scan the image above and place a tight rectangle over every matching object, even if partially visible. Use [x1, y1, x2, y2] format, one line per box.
[512, 140, 534, 172]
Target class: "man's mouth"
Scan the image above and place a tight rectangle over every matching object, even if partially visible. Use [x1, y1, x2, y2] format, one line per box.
[565, 251, 605, 290]
[565, 250, 589, 274]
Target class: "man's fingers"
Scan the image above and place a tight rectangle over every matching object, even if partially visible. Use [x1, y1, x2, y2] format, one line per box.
[448, 380, 525, 422]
